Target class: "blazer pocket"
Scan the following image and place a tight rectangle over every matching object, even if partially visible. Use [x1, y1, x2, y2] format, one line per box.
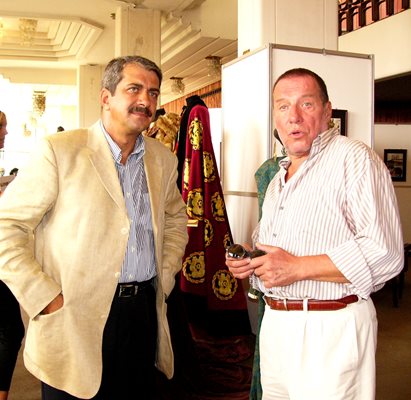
[33, 305, 65, 338]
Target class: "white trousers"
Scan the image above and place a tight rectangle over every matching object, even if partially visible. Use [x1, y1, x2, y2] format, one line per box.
[259, 298, 378, 400]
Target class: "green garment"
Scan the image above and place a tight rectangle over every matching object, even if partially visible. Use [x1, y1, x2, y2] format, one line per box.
[250, 156, 284, 400]
[254, 157, 285, 220]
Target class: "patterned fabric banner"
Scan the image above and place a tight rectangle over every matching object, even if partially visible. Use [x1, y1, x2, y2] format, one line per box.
[179, 102, 248, 312]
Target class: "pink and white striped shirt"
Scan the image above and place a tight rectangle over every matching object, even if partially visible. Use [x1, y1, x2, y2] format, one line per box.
[254, 127, 404, 300]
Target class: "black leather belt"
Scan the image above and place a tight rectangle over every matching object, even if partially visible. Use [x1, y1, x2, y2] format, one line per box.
[116, 278, 154, 298]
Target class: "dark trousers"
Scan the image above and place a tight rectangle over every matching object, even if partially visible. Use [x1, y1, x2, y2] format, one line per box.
[42, 283, 157, 400]
[0, 280, 25, 391]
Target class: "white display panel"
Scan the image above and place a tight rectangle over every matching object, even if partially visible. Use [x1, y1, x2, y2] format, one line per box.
[271, 46, 374, 146]
[225, 194, 259, 245]
[208, 108, 222, 174]
[222, 48, 272, 194]
[222, 44, 374, 245]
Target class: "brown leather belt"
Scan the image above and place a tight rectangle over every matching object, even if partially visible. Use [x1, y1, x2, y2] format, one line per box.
[264, 295, 359, 311]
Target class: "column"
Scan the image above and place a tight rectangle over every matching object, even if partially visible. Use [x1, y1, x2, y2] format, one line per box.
[78, 64, 103, 128]
[115, 6, 161, 65]
[237, 0, 339, 56]
[77, 6, 161, 127]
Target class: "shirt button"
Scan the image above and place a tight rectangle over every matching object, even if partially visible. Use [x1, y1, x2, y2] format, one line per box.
[121, 228, 128, 235]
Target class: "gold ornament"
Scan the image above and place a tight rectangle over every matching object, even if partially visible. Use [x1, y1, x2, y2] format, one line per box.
[203, 151, 216, 183]
[189, 118, 203, 150]
[211, 192, 225, 221]
[212, 270, 237, 300]
[186, 188, 204, 220]
[183, 251, 205, 284]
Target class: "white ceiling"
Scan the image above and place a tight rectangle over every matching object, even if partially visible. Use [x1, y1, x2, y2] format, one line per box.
[0, 0, 238, 105]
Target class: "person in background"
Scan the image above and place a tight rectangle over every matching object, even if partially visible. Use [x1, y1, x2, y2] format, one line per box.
[8, 168, 18, 176]
[226, 68, 403, 400]
[0, 56, 188, 400]
[0, 110, 25, 400]
[0, 112, 7, 150]
[56, 126, 65, 132]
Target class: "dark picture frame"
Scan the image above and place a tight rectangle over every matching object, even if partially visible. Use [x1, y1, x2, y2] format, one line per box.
[331, 109, 347, 136]
[384, 149, 407, 182]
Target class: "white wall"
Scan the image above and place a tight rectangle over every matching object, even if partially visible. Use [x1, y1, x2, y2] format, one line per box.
[338, 10, 411, 244]
[374, 124, 411, 242]
[339, 9, 411, 79]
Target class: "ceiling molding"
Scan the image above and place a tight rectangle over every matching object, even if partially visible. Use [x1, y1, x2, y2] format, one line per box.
[0, 1, 237, 105]
[0, 14, 104, 62]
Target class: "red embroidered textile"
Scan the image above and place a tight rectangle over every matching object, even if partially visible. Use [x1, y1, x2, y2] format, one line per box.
[179, 102, 248, 313]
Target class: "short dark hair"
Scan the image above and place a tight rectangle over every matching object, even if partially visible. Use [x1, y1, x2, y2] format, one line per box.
[102, 56, 163, 95]
[273, 68, 329, 104]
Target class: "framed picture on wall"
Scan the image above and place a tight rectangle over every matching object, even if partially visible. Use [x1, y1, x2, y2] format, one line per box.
[331, 109, 347, 136]
[384, 149, 407, 182]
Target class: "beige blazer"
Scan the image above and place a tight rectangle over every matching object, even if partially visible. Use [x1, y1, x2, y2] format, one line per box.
[0, 122, 188, 398]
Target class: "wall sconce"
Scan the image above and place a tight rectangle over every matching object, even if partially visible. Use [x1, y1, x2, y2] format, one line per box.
[19, 18, 38, 46]
[205, 56, 222, 77]
[170, 77, 185, 95]
[33, 90, 46, 116]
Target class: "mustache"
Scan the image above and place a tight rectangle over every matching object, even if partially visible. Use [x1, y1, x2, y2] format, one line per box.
[129, 106, 152, 118]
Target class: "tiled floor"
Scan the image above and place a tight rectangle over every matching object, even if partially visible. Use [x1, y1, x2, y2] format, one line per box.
[9, 275, 411, 400]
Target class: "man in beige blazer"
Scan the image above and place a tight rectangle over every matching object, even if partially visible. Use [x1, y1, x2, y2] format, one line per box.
[0, 56, 188, 399]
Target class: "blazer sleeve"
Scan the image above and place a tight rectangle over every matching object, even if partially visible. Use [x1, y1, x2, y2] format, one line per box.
[160, 153, 188, 297]
[0, 138, 62, 318]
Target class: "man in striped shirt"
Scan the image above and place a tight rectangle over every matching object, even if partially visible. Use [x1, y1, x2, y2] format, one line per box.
[226, 68, 403, 400]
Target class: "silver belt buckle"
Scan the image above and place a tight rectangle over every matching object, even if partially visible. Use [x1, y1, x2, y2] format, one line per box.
[118, 284, 138, 297]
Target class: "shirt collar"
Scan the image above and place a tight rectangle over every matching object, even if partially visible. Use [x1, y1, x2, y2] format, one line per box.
[278, 126, 340, 169]
[100, 120, 145, 164]
[309, 126, 339, 158]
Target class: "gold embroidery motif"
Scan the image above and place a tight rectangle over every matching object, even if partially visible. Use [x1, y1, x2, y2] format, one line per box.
[183, 158, 190, 190]
[204, 218, 213, 247]
[189, 118, 203, 150]
[186, 189, 204, 220]
[183, 251, 205, 284]
[203, 152, 216, 183]
[212, 269, 237, 300]
[211, 192, 225, 221]
[223, 233, 232, 249]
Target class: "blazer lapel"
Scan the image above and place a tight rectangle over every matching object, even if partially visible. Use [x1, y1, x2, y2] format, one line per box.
[144, 138, 163, 231]
[87, 122, 126, 211]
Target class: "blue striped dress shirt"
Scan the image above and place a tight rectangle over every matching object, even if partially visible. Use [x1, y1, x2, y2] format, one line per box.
[101, 122, 157, 283]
